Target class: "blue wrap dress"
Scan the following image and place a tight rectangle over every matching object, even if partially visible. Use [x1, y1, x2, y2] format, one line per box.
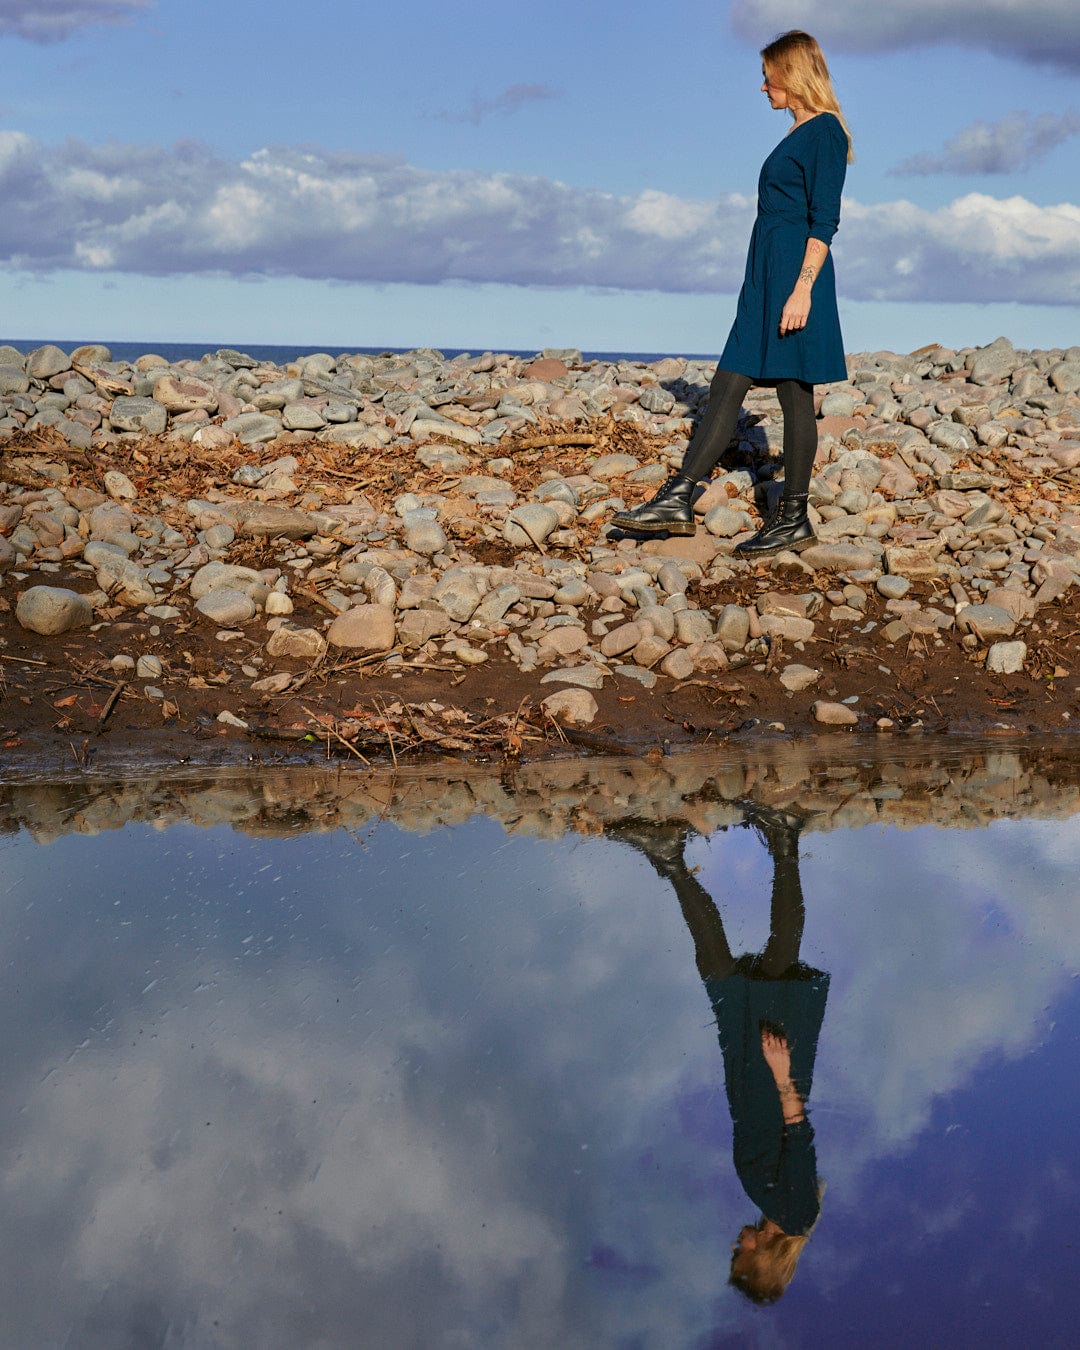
[719, 111, 848, 386]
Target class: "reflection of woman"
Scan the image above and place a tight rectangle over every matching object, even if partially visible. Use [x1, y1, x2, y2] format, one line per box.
[607, 805, 828, 1303]
[611, 30, 852, 556]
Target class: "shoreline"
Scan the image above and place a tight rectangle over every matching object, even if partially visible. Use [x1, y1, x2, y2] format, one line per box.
[2, 337, 1078, 773]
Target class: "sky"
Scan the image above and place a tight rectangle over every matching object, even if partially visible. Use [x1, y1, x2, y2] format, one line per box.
[0, 0, 1079, 355]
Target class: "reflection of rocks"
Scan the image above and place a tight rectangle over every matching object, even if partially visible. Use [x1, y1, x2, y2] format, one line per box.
[3, 744, 1078, 846]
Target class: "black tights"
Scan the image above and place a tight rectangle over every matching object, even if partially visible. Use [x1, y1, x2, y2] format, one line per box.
[679, 368, 818, 498]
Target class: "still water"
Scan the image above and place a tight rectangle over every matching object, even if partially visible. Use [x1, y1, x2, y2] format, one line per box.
[1, 745, 1078, 1348]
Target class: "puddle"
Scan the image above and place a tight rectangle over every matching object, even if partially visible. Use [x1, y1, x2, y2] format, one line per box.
[2, 744, 1079, 1346]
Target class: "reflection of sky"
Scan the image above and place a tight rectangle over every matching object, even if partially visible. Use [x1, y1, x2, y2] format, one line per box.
[0, 806, 1078, 1347]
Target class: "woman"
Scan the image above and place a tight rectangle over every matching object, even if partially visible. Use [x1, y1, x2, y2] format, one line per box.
[612, 31, 852, 557]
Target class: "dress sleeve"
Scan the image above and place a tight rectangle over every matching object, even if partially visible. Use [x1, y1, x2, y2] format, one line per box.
[805, 115, 848, 246]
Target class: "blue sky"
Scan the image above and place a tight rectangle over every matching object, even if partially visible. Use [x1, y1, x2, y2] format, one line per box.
[1, 0, 1078, 354]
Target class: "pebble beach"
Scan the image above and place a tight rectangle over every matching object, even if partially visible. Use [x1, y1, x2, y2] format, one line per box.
[1, 335, 1078, 765]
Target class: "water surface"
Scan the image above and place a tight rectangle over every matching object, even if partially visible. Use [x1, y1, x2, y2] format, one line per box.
[2, 746, 1078, 1347]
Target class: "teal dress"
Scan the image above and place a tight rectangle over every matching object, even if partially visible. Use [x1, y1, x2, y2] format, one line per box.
[719, 112, 848, 386]
[706, 959, 829, 1235]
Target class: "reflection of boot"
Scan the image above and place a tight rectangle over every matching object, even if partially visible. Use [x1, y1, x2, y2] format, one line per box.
[740, 803, 805, 859]
[605, 818, 693, 880]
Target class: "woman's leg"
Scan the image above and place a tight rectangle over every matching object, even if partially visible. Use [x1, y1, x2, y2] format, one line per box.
[736, 379, 817, 557]
[611, 369, 752, 535]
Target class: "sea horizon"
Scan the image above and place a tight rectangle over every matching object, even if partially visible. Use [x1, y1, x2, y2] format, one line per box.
[0, 338, 724, 368]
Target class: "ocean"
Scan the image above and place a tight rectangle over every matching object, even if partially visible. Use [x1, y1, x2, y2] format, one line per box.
[1, 339, 718, 367]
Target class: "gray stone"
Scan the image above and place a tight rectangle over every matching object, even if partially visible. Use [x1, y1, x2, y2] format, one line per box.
[432, 570, 481, 622]
[554, 577, 592, 605]
[986, 640, 1027, 674]
[957, 604, 1016, 640]
[473, 584, 520, 625]
[15, 585, 92, 635]
[759, 614, 815, 642]
[397, 609, 454, 648]
[136, 654, 163, 679]
[660, 648, 695, 680]
[110, 396, 167, 434]
[632, 634, 672, 669]
[703, 504, 751, 538]
[589, 454, 640, 480]
[540, 688, 599, 726]
[715, 604, 751, 650]
[798, 542, 881, 573]
[91, 553, 156, 606]
[27, 344, 71, 380]
[674, 609, 713, 645]
[190, 562, 269, 603]
[0, 364, 30, 396]
[812, 700, 859, 726]
[154, 374, 218, 413]
[779, 664, 821, 692]
[637, 604, 676, 642]
[504, 503, 559, 550]
[282, 402, 328, 431]
[538, 625, 589, 658]
[539, 665, 605, 690]
[613, 663, 658, 689]
[327, 603, 396, 653]
[1048, 361, 1080, 395]
[266, 625, 327, 661]
[195, 588, 257, 626]
[968, 341, 1016, 386]
[103, 470, 137, 501]
[406, 519, 449, 556]
[221, 412, 283, 444]
[876, 575, 911, 600]
[819, 390, 856, 417]
[185, 500, 316, 540]
[600, 621, 645, 657]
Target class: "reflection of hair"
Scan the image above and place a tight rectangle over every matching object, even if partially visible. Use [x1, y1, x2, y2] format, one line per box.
[729, 1229, 809, 1304]
[761, 30, 854, 163]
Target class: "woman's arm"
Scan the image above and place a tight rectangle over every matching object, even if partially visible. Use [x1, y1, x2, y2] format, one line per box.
[779, 238, 829, 336]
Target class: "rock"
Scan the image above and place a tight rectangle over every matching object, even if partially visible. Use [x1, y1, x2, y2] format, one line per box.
[538, 626, 589, 658]
[798, 542, 881, 573]
[103, 470, 138, 501]
[0, 364, 30, 396]
[1048, 361, 1080, 395]
[109, 396, 167, 434]
[397, 610, 454, 648]
[637, 604, 676, 642]
[221, 412, 283, 444]
[660, 648, 695, 679]
[264, 592, 294, 616]
[986, 640, 1027, 674]
[504, 503, 559, 550]
[154, 374, 218, 413]
[15, 585, 92, 635]
[27, 344, 71, 379]
[185, 500, 316, 540]
[600, 621, 645, 657]
[473, 584, 520, 625]
[589, 454, 640, 480]
[884, 546, 943, 579]
[250, 671, 293, 694]
[136, 655, 163, 679]
[91, 552, 156, 606]
[674, 609, 713, 645]
[779, 664, 821, 692]
[195, 589, 257, 626]
[613, 664, 657, 689]
[406, 519, 449, 556]
[876, 575, 911, 599]
[266, 625, 327, 661]
[327, 603, 396, 653]
[540, 688, 598, 726]
[88, 501, 135, 541]
[432, 570, 481, 622]
[632, 634, 672, 669]
[703, 504, 750, 537]
[282, 402, 327, 431]
[957, 604, 1016, 640]
[189, 562, 269, 603]
[759, 614, 815, 642]
[715, 604, 751, 651]
[819, 390, 855, 417]
[539, 665, 605, 689]
[812, 700, 859, 726]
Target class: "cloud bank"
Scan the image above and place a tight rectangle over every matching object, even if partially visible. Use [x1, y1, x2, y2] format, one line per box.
[895, 111, 1080, 175]
[732, 0, 1080, 70]
[0, 0, 150, 42]
[1, 131, 1079, 304]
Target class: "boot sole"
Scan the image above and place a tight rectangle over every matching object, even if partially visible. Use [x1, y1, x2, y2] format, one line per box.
[610, 518, 697, 536]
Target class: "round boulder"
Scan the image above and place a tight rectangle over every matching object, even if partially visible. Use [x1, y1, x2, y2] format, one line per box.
[16, 585, 93, 635]
[327, 604, 396, 654]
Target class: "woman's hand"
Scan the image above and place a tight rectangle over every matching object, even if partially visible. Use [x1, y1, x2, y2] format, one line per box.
[779, 285, 812, 336]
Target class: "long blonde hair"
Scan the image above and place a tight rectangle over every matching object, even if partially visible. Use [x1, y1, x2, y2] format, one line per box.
[761, 30, 854, 163]
[729, 1230, 810, 1304]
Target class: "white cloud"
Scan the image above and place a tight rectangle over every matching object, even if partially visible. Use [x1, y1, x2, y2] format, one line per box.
[1, 132, 1079, 304]
[895, 111, 1080, 175]
[732, 0, 1080, 69]
[0, 0, 150, 42]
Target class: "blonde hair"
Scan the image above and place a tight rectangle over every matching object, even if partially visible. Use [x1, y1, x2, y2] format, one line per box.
[729, 1229, 810, 1304]
[761, 30, 854, 163]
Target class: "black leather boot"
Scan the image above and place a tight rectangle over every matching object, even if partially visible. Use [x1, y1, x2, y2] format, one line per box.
[610, 474, 697, 535]
[735, 493, 814, 558]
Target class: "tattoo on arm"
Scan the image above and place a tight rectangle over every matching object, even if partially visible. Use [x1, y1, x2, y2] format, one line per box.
[799, 265, 816, 286]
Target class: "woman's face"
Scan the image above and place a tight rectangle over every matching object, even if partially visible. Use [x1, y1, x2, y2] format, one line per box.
[761, 64, 790, 111]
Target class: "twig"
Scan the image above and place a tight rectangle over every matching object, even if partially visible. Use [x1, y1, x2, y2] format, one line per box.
[0, 653, 48, 666]
[511, 433, 599, 450]
[95, 679, 127, 730]
[300, 705, 372, 765]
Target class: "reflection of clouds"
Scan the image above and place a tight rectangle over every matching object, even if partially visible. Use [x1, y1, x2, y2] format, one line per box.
[0, 806, 1078, 1344]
